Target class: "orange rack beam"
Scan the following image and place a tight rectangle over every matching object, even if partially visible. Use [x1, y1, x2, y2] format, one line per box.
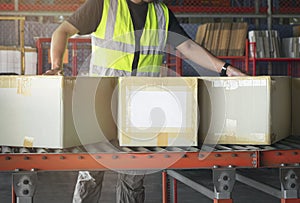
[0, 151, 257, 171]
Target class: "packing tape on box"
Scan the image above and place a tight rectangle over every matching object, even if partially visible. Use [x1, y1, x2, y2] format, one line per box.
[119, 77, 198, 87]
[157, 133, 168, 146]
[120, 131, 196, 146]
[121, 133, 132, 145]
[17, 78, 32, 96]
[0, 76, 32, 95]
[122, 133, 172, 146]
[23, 136, 34, 147]
[0, 76, 18, 88]
[208, 110, 273, 144]
[120, 133, 172, 145]
[212, 132, 267, 144]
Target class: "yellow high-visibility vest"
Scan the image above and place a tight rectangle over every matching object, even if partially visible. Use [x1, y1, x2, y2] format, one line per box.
[90, 0, 169, 76]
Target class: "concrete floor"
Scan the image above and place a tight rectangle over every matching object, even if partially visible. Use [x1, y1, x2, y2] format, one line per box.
[0, 168, 282, 203]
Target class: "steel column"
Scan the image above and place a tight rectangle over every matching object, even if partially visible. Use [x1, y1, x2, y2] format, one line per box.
[245, 39, 249, 74]
[175, 50, 182, 76]
[12, 182, 16, 203]
[72, 41, 78, 76]
[169, 176, 177, 203]
[162, 171, 168, 203]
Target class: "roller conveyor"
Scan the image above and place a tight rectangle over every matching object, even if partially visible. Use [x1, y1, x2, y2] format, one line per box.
[0, 135, 300, 171]
[2, 135, 300, 203]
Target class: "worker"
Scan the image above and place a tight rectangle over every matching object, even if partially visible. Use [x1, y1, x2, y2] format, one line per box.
[45, 0, 246, 202]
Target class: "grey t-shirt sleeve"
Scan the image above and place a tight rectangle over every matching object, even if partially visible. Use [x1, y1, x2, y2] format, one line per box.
[67, 0, 103, 35]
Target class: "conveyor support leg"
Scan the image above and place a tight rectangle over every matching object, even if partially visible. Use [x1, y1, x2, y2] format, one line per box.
[213, 168, 235, 203]
[280, 168, 300, 203]
[213, 199, 233, 203]
[12, 171, 37, 203]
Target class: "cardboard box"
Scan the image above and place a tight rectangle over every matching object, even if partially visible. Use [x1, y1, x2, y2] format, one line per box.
[292, 78, 300, 136]
[198, 76, 291, 145]
[0, 76, 118, 148]
[118, 77, 198, 146]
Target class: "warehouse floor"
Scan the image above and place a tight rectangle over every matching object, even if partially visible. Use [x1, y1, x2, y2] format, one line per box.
[0, 168, 281, 203]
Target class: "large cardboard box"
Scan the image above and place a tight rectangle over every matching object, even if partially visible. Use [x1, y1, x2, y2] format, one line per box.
[198, 76, 291, 145]
[292, 78, 300, 136]
[0, 76, 118, 148]
[118, 77, 198, 147]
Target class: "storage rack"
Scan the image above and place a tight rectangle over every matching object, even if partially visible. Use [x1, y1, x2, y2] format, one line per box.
[36, 38, 250, 76]
[36, 38, 300, 76]
[167, 40, 300, 77]
[249, 42, 300, 76]
[36, 37, 91, 76]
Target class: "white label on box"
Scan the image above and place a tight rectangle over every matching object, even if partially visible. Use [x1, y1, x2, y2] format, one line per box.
[213, 80, 224, 87]
[238, 79, 267, 87]
[260, 80, 267, 86]
[226, 80, 239, 90]
[238, 80, 253, 87]
[213, 80, 241, 90]
[128, 90, 188, 128]
[213, 80, 239, 90]
[253, 80, 267, 87]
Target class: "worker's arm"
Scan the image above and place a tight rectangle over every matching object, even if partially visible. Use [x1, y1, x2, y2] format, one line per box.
[176, 39, 246, 76]
[44, 21, 79, 75]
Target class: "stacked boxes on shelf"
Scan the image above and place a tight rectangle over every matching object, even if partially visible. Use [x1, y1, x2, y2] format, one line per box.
[0, 50, 37, 75]
[195, 22, 248, 56]
[282, 37, 300, 58]
[248, 30, 281, 58]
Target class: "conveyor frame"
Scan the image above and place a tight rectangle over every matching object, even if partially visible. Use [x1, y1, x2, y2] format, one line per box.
[1, 136, 300, 203]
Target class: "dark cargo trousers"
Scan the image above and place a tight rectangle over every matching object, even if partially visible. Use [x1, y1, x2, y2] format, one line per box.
[72, 171, 145, 203]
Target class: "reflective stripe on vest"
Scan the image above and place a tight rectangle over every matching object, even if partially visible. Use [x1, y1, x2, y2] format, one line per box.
[90, 65, 160, 77]
[90, 0, 169, 76]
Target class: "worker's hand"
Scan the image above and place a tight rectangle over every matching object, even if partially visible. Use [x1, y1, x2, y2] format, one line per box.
[43, 67, 63, 75]
[227, 65, 249, 77]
